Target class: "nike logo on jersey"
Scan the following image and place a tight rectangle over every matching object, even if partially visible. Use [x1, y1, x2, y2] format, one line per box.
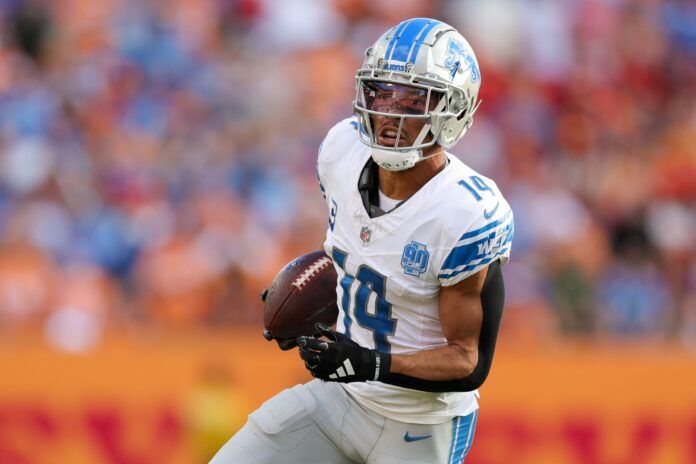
[404, 432, 432, 442]
[328, 359, 355, 379]
[483, 201, 500, 219]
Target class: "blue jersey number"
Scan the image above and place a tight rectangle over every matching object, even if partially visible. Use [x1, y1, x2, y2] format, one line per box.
[332, 247, 396, 352]
[458, 175, 495, 201]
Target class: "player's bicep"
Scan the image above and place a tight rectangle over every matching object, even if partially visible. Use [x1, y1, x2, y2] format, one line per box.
[438, 266, 487, 353]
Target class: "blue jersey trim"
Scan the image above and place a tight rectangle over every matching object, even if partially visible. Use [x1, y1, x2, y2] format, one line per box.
[440, 216, 514, 277]
[458, 211, 512, 241]
[439, 247, 511, 280]
[441, 235, 495, 274]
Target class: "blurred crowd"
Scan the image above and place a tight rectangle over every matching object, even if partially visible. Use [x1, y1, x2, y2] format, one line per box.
[0, 0, 694, 351]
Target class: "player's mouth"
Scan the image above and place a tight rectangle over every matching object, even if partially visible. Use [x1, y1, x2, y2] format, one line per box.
[377, 126, 410, 147]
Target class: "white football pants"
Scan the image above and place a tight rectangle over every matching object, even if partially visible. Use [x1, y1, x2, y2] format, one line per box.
[210, 379, 478, 464]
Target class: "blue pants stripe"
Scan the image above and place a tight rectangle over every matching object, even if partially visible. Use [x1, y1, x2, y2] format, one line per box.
[446, 416, 461, 462]
[448, 410, 478, 463]
[457, 410, 478, 461]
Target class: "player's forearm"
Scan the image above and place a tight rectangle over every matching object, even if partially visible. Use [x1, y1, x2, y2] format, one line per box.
[389, 343, 478, 381]
[380, 262, 506, 392]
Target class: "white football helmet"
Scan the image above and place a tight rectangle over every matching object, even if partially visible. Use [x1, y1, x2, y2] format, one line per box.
[353, 18, 482, 171]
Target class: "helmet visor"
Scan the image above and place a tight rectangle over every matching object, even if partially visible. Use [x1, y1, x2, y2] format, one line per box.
[355, 80, 446, 149]
[358, 81, 443, 116]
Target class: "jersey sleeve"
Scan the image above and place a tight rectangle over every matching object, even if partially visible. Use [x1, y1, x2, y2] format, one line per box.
[317, 138, 330, 209]
[316, 117, 357, 209]
[437, 198, 514, 287]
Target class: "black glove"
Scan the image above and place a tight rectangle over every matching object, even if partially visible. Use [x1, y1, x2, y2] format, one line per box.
[298, 323, 391, 383]
[260, 288, 298, 351]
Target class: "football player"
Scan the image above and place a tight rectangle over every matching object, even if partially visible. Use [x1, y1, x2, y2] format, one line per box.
[212, 18, 513, 464]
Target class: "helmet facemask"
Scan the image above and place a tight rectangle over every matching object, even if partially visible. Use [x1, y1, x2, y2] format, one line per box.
[353, 69, 472, 171]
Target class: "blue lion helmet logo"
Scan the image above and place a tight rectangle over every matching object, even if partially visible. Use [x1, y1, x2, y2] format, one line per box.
[444, 39, 480, 83]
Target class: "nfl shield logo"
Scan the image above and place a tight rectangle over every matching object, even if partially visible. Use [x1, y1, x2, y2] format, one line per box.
[360, 226, 372, 245]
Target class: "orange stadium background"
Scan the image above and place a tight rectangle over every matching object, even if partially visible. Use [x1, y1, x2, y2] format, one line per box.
[0, 0, 695, 463]
[1, 333, 695, 463]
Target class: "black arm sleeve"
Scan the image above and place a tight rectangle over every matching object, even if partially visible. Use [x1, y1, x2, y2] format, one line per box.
[381, 260, 506, 393]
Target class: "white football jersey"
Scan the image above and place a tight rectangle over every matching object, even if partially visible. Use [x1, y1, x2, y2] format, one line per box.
[317, 118, 514, 424]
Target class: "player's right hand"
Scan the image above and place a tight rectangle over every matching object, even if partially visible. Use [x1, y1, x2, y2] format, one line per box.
[297, 323, 391, 383]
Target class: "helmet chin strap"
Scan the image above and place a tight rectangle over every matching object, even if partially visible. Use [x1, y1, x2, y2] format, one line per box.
[371, 145, 445, 172]
[370, 147, 420, 171]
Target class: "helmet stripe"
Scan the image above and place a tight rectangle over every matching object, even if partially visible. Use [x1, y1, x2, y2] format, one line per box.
[385, 20, 412, 61]
[407, 20, 441, 63]
[390, 18, 433, 62]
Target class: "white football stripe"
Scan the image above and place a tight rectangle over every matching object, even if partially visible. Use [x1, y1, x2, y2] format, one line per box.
[337, 366, 346, 377]
[329, 373, 338, 379]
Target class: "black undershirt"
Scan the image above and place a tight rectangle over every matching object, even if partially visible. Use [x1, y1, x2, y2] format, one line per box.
[358, 158, 394, 218]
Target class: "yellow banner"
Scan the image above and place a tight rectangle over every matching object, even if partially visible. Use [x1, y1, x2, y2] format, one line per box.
[0, 331, 694, 463]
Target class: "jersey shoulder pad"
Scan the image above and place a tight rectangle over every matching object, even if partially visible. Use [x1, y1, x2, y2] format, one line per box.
[318, 117, 360, 166]
[436, 163, 514, 286]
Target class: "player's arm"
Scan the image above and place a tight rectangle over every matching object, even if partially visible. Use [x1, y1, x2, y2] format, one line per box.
[382, 260, 505, 391]
[388, 265, 486, 381]
[298, 261, 505, 392]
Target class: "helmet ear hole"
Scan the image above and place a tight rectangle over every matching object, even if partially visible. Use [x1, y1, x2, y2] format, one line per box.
[451, 93, 468, 121]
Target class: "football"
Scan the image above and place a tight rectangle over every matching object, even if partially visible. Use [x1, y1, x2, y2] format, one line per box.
[263, 250, 339, 339]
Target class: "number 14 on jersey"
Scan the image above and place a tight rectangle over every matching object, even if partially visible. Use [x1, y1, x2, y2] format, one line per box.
[332, 247, 396, 353]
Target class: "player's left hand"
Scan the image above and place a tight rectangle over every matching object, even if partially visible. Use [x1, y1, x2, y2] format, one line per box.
[298, 323, 391, 383]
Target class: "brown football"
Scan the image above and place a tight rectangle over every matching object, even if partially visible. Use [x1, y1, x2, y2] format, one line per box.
[263, 250, 339, 339]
